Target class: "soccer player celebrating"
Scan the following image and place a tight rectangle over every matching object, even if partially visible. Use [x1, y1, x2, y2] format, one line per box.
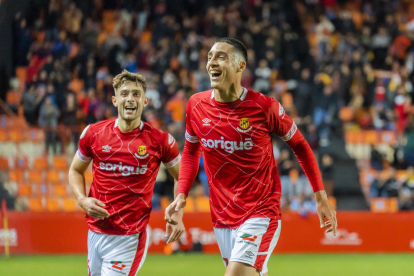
[69, 70, 184, 276]
[165, 38, 337, 276]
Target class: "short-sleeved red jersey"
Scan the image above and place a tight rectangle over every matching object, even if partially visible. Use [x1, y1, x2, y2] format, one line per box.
[78, 119, 180, 235]
[182, 88, 297, 228]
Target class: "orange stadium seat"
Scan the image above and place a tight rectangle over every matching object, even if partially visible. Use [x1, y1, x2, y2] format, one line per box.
[9, 169, 25, 182]
[360, 170, 377, 186]
[339, 107, 353, 122]
[62, 198, 77, 212]
[28, 170, 45, 184]
[195, 196, 210, 212]
[26, 128, 45, 143]
[6, 91, 21, 106]
[184, 197, 195, 212]
[34, 183, 49, 195]
[364, 130, 379, 144]
[33, 157, 48, 170]
[160, 196, 171, 211]
[28, 197, 44, 211]
[0, 129, 7, 142]
[10, 116, 27, 128]
[371, 198, 399, 212]
[18, 183, 33, 196]
[381, 131, 396, 145]
[46, 198, 60, 211]
[0, 116, 9, 129]
[52, 185, 68, 197]
[328, 196, 337, 210]
[0, 157, 9, 169]
[85, 170, 93, 184]
[14, 156, 29, 169]
[9, 129, 24, 143]
[47, 170, 61, 184]
[53, 156, 68, 170]
[371, 198, 387, 212]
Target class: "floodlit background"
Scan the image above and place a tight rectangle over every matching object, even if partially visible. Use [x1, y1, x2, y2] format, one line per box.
[0, 0, 413, 275]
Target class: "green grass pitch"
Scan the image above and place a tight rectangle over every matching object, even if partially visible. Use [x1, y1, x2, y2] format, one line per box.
[1, 253, 413, 275]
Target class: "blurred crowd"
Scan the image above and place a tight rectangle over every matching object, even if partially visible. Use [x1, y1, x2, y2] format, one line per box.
[8, 0, 414, 210]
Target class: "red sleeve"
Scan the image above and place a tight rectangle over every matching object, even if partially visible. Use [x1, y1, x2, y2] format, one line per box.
[161, 133, 181, 168]
[77, 125, 93, 162]
[286, 130, 325, 192]
[267, 98, 297, 140]
[176, 99, 202, 196]
[267, 98, 324, 192]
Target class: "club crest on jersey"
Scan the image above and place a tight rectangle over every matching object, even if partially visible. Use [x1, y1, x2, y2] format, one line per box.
[237, 117, 252, 133]
[135, 145, 149, 159]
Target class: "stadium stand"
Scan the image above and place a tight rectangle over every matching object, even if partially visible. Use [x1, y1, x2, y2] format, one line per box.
[0, 0, 413, 213]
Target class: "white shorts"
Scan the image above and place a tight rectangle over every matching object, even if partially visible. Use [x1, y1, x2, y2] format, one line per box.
[88, 229, 149, 276]
[214, 218, 281, 274]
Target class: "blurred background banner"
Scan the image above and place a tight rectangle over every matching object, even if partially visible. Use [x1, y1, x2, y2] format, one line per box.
[1, 211, 414, 254]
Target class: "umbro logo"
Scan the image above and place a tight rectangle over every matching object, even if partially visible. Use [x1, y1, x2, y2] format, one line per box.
[102, 145, 112, 152]
[244, 251, 255, 259]
[202, 118, 211, 126]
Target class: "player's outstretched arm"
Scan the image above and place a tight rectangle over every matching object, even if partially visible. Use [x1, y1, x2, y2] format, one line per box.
[68, 155, 110, 220]
[164, 163, 185, 243]
[164, 138, 201, 224]
[285, 130, 337, 236]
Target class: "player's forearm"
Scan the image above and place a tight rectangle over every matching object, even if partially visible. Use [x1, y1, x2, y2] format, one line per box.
[68, 169, 87, 202]
[285, 130, 325, 192]
[176, 140, 202, 196]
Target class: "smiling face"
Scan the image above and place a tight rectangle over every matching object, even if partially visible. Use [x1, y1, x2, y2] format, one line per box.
[112, 81, 148, 123]
[206, 42, 244, 91]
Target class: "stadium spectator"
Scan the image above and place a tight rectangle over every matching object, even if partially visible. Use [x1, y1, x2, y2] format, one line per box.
[22, 85, 44, 125]
[38, 97, 60, 155]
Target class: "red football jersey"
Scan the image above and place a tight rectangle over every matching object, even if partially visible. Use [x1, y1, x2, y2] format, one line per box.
[184, 88, 297, 228]
[78, 119, 180, 235]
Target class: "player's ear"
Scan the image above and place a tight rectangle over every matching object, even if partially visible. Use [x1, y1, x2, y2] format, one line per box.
[143, 96, 149, 108]
[112, 95, 118, 107]
[237, 61, 246, 73]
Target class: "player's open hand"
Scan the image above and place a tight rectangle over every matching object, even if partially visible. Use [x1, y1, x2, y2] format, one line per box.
[165, 210, 185, 244]
[315, 190, 337, 236]
[164, 193, 187, 225]
[78, 197, 110, 220]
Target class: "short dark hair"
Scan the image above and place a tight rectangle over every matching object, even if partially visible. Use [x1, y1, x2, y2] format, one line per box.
[215, 37, 247, 64]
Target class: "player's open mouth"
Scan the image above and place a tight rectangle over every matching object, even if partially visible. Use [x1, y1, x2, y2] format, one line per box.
[210, 70, 222, 80]
[125, 107, 137, 113]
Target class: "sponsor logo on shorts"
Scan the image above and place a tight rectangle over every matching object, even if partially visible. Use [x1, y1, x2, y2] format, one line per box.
[241, 234, 258, 242]
[111, 261, 126, 270]
[237, 117, 252, 133]
[244, 251, 255, 259]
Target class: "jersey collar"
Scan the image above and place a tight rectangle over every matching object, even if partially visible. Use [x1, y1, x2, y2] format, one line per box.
[114, 119, 144, 134]
[211, 87, 248, 101]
